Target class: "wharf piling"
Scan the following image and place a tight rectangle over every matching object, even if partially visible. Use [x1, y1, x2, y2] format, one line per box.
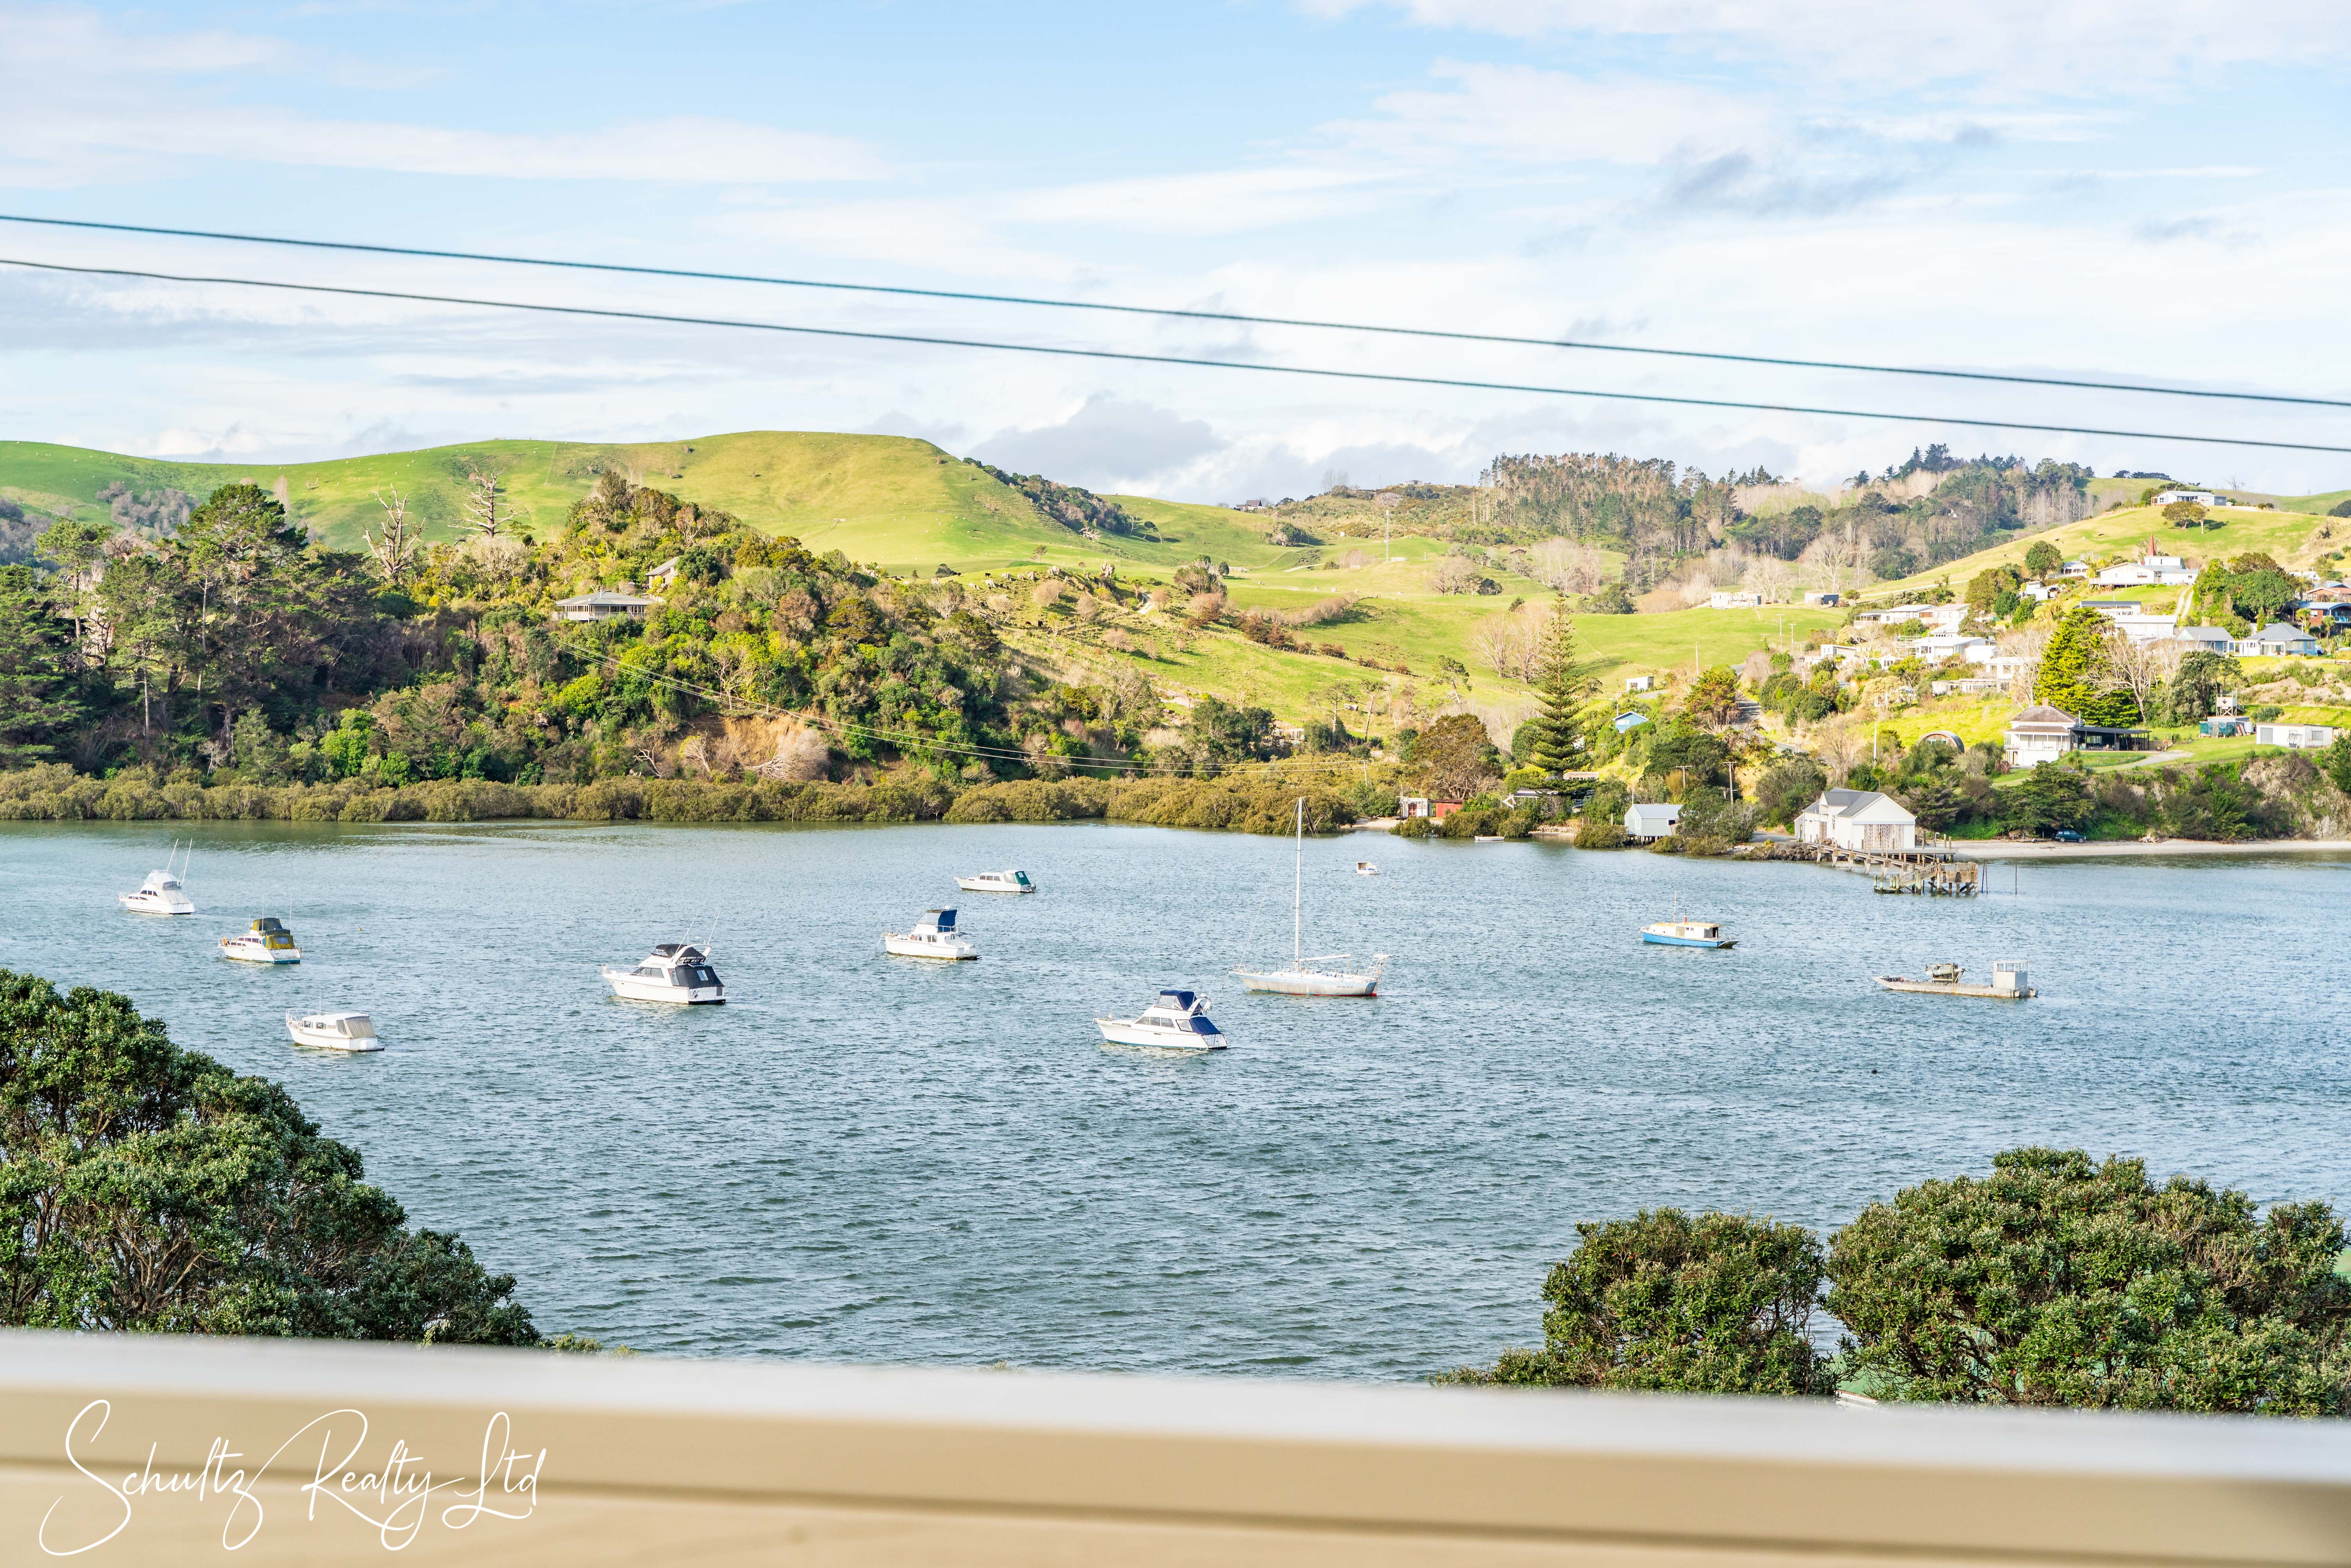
[1761, 843, 1982, 896]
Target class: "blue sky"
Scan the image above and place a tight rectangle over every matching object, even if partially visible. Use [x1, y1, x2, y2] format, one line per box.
[2, 0, 2346, 498]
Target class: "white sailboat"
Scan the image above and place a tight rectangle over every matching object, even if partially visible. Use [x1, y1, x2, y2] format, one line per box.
[1233, 799, 1385, 998]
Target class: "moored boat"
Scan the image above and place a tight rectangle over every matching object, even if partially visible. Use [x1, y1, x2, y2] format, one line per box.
[119, 845, 195, 915]
[1355, 861, 1379, 876]
[1641, 920, 1736, 949]
[884, 908, 979, 960]
[1876, 962, 2034, 999]
[221, 916, 301, 964]
[956, 869, 1036, 894]
[1234, 798, 1386, 997]
[286, 1012, 382, 1052]
[1096, 990, 1226, 1051]
[600, 943, 726, 1004]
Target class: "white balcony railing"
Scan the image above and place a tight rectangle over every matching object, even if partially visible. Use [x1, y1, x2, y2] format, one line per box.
[3, 1329, 2349, 1564]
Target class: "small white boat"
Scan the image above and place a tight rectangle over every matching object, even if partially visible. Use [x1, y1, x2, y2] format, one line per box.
[286, 1012, 382, 1052]
[1642, 920, 1736, 949]
[600, 943, 726, 1004]
[1355, 862, 1379, 876]
[221, 916, 301, 964]
[884, 907, 979, 960]
[1234, 798, 1386, 997]
[955, 869, 1036, 894]
[119, 845, 194, 915]
[1096, 989, 1226, 1051]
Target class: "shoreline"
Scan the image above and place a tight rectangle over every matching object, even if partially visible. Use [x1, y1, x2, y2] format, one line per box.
[1937, 837, 2351, 860]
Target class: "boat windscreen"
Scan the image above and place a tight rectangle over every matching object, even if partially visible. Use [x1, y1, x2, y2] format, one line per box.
[1158, 990, 1196, 1010]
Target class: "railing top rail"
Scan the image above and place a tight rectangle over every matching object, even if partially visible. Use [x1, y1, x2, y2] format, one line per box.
[3, 1331, 2349, 1564]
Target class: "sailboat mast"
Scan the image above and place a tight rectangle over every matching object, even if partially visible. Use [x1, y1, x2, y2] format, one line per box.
[1292, 797, 1303, 968]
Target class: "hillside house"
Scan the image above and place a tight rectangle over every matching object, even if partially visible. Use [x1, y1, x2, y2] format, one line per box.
[2003, 704, 2153, 767]
[1803, 590, 1842, 606]
[1624, 674, 1655, 693]
[2060, 559, 2090, 578]
[1624, 802, 1680, 840]
[1853, 603, 1965, 635]
[1794, 789, 1917, 852]
[2095, 562, 2197, 587]
[2255, 722, 2336, 749]
[2172, 625, 2233, 654]
[2154, 490, 2220, 507]
[554, 590, 662, 623]
[1708, 591, 1763, 610]
[1911, 633, 1994, 664]
[2238, 623, 2320, 657]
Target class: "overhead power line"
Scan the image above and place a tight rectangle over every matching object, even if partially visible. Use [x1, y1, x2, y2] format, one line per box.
[2, 255, 2343, 456]
[0, 211, 2342, 413]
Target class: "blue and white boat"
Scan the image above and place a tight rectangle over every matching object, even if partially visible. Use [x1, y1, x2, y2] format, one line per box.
[1096, 989, 1226, 1051]
[1641, 919, 1736, 949]
[884, 907, 979, 960]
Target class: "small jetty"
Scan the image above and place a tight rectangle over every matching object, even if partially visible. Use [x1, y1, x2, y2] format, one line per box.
[1759, 843, 1981, 896]
[1876, 962, 2034, 999]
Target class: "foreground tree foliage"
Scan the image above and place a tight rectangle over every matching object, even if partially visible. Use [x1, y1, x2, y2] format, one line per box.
[1440, 1209, 1831, 1396]
[1457, 1149, 2351, 1412]
[0, 970, 538, 1343]
[1826, 1148, 2351, 1413]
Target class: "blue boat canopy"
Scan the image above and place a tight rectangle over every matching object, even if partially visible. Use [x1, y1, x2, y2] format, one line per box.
[1157, 989, 1197, 1010]
[930, 908, 957, 930]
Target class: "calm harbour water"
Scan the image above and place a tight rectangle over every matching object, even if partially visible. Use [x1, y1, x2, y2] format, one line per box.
[4, 820, 2346, 1379]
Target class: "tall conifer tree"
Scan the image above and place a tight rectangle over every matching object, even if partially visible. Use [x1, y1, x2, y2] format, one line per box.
[1526, 600, 1596, 774]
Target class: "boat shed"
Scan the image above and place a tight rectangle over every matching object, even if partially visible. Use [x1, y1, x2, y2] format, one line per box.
[1793, 789, 1917, 852]
[1624, 802, 1680, 840]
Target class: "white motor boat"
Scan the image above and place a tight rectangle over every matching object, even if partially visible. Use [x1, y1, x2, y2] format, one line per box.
[221, 916, 301, 964]
[119, 845, 194, 915]
[884, 907, 979, 960]
[600, 943, 726, 1004]
[286, 1012, 382, 1052]
[1233, 798, 1386, 998]
[1355, 861, 1379, 876]
[955, 869, 1036, 894]
[1096, 989, 1226, 1051]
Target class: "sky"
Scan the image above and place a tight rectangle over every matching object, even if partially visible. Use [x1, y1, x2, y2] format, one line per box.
[0, 0, 2346, 500]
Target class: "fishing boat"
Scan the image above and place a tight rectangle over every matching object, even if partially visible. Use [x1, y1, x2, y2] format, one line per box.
[1096, 989, 1226, 1051]
[600, 943, 726, 1004]
[884, 907, 979, 960]
[119, 845, 195, 915]
[1876, 962, 2035, 999]
[1233, 798, 1385, 997]
[221, 917, 301, 964]
[1355, 861, 1379, 876]
[1641, 919, 1736, 949]
[285, 1012, 382, 1052]
[955, 869, 1036, 894]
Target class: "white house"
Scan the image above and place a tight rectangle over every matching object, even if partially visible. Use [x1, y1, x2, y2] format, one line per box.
[1793, 789, 1918, 852]
[1803, 590, 1842, 606]
[1911, 633, 1995, 664]
[2021, 581, 2057, 602]
[554, 590, 662, 623]
[2060, 559, 2090, 578]
[2094, 563, 2197, 587]
[2171, 624, 2233, 654]
[1624, 802, 1680, 840]
[2004, 704, 2082, 769]
[1853, 603, 1965, 634]
[1708, 591, 1762, 610]
[1624, 674, 1656, 693]
[2154, 490, 2220, 508]
[2255, 722, 2337, 749]
[2238, 623, 2320, 657]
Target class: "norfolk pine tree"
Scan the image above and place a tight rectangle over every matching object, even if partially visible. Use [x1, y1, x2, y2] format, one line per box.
[1525, 600, 1596, 775]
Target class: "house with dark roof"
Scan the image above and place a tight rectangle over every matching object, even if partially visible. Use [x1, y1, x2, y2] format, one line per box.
[2003, 703, 2152, 768]
[2237, 622, 2319, 657]
[554, 590, 662, 623]
[1793, 788, 1916, 852]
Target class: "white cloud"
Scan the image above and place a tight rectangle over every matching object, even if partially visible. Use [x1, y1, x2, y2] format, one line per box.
[1335, 61, 1769, 166]
[1006, 166, 1395, 236]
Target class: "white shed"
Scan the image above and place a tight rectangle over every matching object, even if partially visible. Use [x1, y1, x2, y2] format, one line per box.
[1624, 802, 1681, 840]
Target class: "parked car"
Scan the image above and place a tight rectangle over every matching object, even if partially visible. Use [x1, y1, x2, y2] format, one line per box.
[2054, 829, 2086, 842]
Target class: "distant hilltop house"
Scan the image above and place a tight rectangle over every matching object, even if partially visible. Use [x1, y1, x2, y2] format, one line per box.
[2003, 704, 2154, 768]
[554, 590, 662, 623]
[1624, 802, 1680, 840]
[2079, 600, 2180, 643]
[1802, 590, 1841, 606]
[1910, 632, 1995, 664]
[1231, 499, 1276, 513]
[1708, 590, 1763, 610]
[2094, 553, 2196, 587]
[2154, 489, 2223, 508]
[1623, 674, 1655, 693]
[1794, 788, 1917, 852]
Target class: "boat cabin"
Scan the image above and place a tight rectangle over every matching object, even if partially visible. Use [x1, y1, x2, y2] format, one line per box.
[1144, 991, 1222, 1035]
[914, 909, 958, 934]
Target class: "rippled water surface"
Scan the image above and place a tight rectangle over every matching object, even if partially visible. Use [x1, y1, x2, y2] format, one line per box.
[5, 821, 2347, 1377]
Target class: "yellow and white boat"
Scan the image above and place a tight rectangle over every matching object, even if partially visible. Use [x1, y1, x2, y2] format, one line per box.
[221, 917, 301, 964]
